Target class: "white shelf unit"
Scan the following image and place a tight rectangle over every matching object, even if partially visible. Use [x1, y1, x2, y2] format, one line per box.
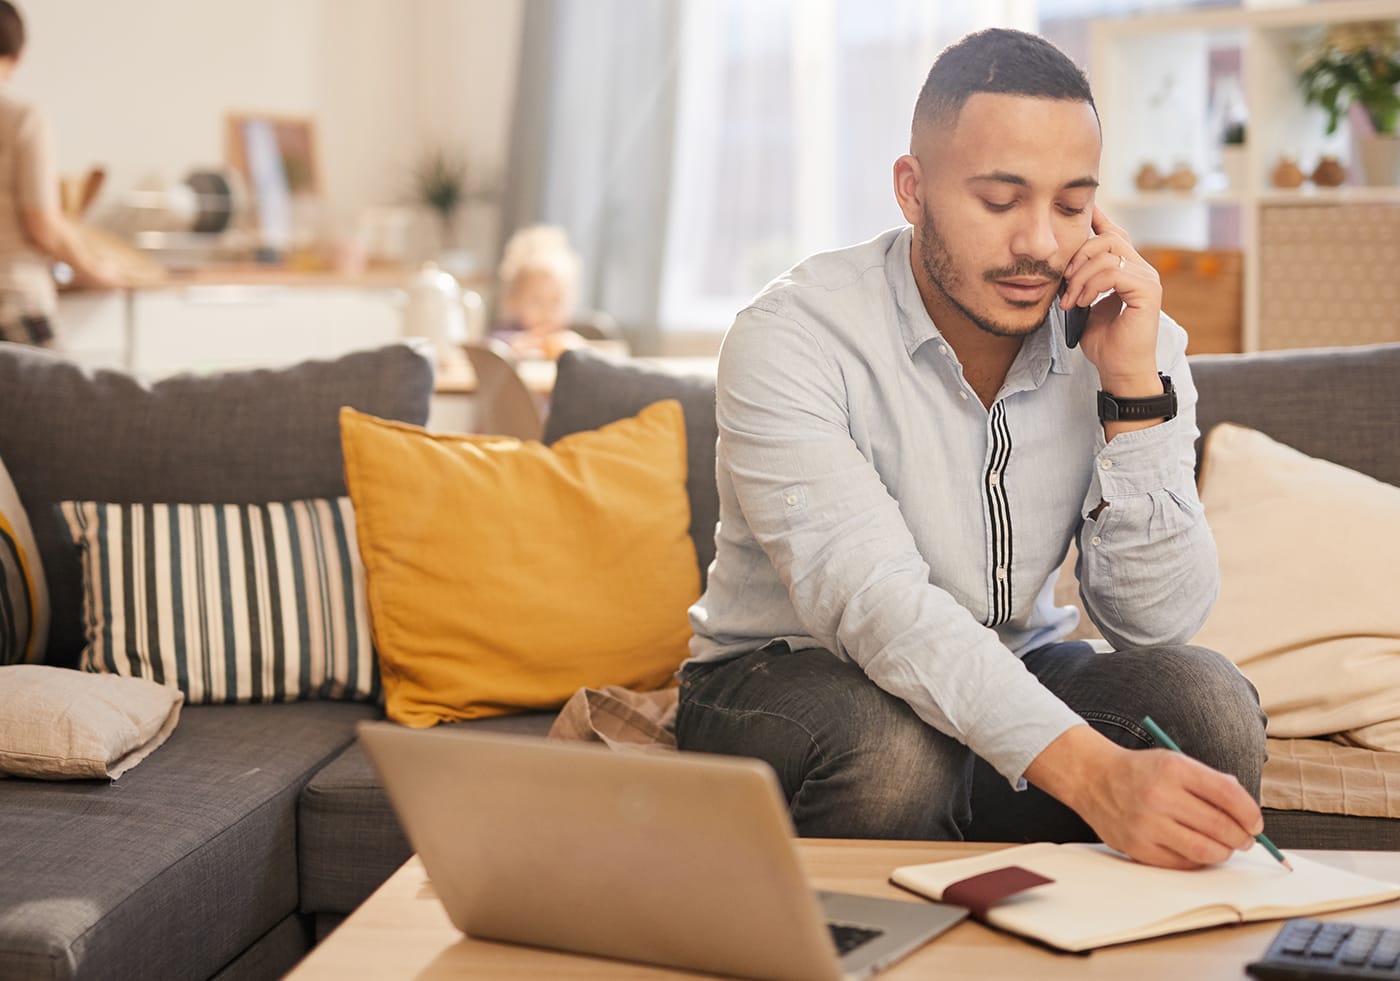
[1091, 0, 1400, 352]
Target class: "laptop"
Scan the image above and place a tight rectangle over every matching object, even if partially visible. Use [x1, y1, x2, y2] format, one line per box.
[359, 722, 967, 981]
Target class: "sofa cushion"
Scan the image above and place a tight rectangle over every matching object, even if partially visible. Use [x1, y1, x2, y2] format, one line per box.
[0, 664, 183, 779]
[1192, 423, 1400, 749]
[545, 349, 720, 586]
[298, 712, 555, 918]
[341, 401, 699, 727]
[209, 913, 311, 981]
[0, 699, 377, 981]
[0, 341, 434, 669]
[1191, 341, 1400, 487]
[0, 450, 47, 665]
[58, 497, 378, 704]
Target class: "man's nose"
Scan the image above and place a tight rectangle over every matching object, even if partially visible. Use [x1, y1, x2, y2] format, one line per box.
[1010, 208, 1058, 261]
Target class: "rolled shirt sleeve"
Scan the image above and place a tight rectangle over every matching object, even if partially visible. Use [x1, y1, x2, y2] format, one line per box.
[1077, 330, 1220, 650]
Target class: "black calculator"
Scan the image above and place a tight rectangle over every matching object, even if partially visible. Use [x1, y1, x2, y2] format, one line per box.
[1247, 918, 1400, 980]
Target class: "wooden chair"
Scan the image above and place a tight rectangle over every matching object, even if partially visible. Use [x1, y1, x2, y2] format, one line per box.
[569, 311, 628, 352]
[463, 339, 545, 441]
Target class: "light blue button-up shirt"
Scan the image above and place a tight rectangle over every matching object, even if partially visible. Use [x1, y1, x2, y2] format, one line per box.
[686, 226, 1219, 783]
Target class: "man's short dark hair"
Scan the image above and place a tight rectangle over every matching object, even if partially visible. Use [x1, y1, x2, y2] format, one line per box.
[0, 2, 24, 60]
[913, 28, 1095, 138]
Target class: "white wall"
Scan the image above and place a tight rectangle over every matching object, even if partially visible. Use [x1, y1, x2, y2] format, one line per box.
[411, 0, 526, 262]
[9, 0, 522, 257]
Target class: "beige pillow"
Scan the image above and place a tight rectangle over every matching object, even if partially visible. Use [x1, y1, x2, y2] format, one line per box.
[0, 665, 184, 779]
[1192, 423, 1400, 749]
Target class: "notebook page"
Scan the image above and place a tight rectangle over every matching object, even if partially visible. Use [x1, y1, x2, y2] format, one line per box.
[1061, 842, 1400, 921]
[892, 842, 1400, 952]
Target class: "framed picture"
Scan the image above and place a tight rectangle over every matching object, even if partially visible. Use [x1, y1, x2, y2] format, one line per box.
[225, 112, 321, 251]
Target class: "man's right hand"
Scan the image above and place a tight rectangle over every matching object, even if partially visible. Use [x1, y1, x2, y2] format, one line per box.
[1024, 724, 1262, 869]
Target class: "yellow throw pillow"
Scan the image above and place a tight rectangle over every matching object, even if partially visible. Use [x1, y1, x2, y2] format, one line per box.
[1191, 423, 1400, 749]
[341, 401, 699, 727]
[1, 453, 48, 665]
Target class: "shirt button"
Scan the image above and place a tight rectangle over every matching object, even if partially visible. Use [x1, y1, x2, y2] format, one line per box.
[988, 472, 1000, 486]
[995, 566, 1008, 581]
[1090, 535, 1102, 546]
[1099, 458, 1114, 470]
[785, 494, 797, 505]
[938, 344, 948, 355]
[959, 391, 969, 401]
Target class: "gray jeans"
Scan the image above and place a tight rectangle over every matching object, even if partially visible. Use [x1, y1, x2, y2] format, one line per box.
[675, 641, 1266, 842]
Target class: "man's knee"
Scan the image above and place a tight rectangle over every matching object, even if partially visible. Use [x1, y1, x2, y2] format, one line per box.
[677, 649, 974, 839]
[1141, 644, 1266, 796]
[796, 697, 973, 839]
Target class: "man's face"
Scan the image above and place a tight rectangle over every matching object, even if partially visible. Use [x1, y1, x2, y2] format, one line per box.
[913, 93, 1101, 338]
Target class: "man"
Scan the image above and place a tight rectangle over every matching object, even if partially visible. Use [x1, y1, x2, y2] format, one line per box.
[676, 28, 1266, 871]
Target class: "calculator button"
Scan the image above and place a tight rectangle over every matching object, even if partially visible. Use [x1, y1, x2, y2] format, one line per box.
[1373, 942, 1400, 970]
[1281, 922, 1319, 955]
[1310, 924, 1352, 957]
[1340, 927, 1381, 965]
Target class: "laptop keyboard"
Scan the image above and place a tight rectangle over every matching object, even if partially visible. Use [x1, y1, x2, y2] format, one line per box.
[828, 922, 884, 955]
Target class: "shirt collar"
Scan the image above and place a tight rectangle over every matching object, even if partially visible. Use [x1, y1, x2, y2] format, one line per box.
[887, 225, 1074, 383]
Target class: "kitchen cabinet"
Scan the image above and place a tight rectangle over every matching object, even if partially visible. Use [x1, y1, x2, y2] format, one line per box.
[55, 291, 130, 370]
[57, 280, 407, 378]
[130, 285, 403, 377]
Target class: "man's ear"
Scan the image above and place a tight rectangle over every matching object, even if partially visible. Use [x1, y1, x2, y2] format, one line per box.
[893, 154, 925, 226]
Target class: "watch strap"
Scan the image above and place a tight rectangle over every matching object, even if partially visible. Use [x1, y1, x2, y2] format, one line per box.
[1098, 373, 1177, 423]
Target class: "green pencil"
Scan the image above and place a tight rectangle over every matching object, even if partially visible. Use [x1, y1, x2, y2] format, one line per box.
[1140, 715, 1292, 872]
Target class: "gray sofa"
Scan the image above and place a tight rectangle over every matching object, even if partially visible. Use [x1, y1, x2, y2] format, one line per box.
[1, 338, 1397, 980]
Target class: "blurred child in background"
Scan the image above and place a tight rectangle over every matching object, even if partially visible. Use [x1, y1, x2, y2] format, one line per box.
[490, 225, 586, 361]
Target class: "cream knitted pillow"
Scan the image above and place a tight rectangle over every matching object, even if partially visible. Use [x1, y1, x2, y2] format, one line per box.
[1192, 423, 1400, 750]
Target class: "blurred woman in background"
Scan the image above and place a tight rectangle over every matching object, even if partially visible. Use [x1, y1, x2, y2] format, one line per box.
[0, 0, 121, 348]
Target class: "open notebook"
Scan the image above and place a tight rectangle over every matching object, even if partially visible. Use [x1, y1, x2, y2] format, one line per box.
[891, 841, 1400, 953]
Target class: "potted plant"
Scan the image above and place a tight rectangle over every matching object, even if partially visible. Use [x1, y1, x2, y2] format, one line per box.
[412, 148, 470, 250]
[1297, 20, 1400, 185]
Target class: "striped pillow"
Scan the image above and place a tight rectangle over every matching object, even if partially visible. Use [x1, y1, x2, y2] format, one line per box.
[58, 498, 379, 704]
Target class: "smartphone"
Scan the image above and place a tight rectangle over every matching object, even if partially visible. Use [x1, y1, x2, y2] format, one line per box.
[1059, 279, 1089, 349]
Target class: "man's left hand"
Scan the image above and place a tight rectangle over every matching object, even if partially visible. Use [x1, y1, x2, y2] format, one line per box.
[1060, 205, 1163, 398]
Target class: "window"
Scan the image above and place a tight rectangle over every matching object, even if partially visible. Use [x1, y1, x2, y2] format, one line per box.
[656, 0, 1241, 333]
[660, 0, 1032, 331]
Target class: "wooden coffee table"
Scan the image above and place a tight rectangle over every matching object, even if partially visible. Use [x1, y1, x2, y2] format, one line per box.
[288, 840, 1400, 980]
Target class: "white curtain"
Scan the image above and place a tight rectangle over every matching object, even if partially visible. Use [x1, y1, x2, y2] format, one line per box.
[657, 0, 1036, 334]
[505, 0, 1211, 343]
[499, 0, 682, 353]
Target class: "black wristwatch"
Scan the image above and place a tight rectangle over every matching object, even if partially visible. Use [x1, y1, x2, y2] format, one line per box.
[1097, 373, 1177, 423]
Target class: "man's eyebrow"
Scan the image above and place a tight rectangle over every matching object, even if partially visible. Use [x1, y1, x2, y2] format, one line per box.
[968, 171, 1100, 190]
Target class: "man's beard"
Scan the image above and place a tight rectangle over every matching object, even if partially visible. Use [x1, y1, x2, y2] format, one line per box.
[918, 205, 1058, 339]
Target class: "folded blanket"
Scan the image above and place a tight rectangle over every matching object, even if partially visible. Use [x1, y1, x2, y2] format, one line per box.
[549, 684, 677, 751]
[1263, 736, 1400, 819]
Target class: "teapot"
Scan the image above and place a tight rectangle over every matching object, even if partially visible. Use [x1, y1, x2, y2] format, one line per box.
[399, 262, 484, 362]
